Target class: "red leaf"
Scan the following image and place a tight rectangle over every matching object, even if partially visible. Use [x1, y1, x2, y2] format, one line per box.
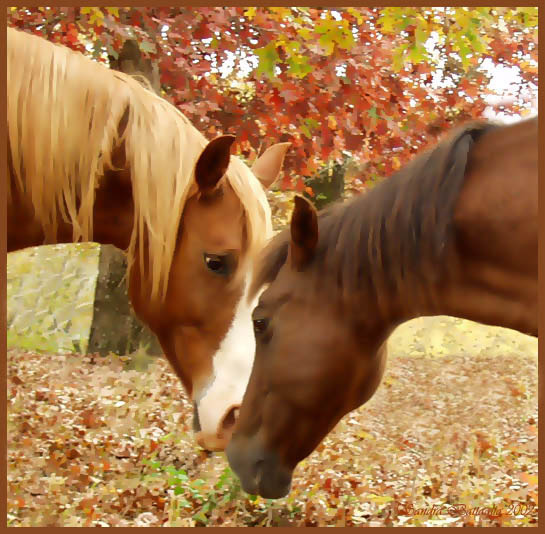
[294, 178, 305, 192]
[375, 120, 388, 136]
[194, 24, 212, 40]
[281, 173, 293, 190]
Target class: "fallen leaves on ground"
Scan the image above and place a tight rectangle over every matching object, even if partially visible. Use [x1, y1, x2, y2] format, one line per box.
[7, 321, 538, 526]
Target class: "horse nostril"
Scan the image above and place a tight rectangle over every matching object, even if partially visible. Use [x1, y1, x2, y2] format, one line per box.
[220, 405, 240, 436]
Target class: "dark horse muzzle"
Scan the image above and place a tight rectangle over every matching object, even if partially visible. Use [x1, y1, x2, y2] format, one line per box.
[226, 435, 293, 499]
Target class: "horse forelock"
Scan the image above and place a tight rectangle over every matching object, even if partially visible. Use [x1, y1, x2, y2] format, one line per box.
[8, 27, 272, 305]
[225, 157, 274, 291]
[123, 88, 272, 303]
[251, 121, 497, 310]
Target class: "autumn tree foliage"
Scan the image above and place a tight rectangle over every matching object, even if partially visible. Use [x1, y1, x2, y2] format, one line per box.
[8, 7, 538, 193]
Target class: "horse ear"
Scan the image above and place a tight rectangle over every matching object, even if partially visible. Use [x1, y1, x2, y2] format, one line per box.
[195, 135, 236, 195]
[290, 195, 318, 270]
[252, 142, 291, 190]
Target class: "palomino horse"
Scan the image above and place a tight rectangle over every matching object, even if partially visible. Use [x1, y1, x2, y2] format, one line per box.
[7, 27, 289, 451]
[227, 117, 538, 497]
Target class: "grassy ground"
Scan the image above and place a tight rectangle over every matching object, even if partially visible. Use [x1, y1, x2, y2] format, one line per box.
[7, 317, 538, 527]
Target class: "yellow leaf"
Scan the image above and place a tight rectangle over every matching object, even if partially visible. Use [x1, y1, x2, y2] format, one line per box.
[347, 7, 364, 24]
[383, 375, 398, 386]
[298, 28, 312, 40]
[357, 431, 374, 440]
[328, 115, 337, 129]
[270, 7, 292, 19]
[275, 35, 288, 48]
[244, 7, 256, 20]
[89, 9, 105, 27]
[519, 60, 538, 74]
[368, 493, 394, 504]
[105, 7, 119, 18]
[519, 472, 538, 488]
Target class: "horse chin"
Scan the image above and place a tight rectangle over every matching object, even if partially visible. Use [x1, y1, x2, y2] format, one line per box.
[227, 442, 293, 499]
[257, 469, 292, 499]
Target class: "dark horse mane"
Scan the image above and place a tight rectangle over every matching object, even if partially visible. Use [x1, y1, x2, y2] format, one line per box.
[252, 120, 496, 313]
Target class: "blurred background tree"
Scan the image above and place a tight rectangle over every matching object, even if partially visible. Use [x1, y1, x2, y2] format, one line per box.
[8, 6, 538, 214]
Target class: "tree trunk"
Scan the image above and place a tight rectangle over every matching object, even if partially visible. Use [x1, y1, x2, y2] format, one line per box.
[304, 161, 345, 210]
[87, 245, 162, 356]
[108, 39, 161, 94]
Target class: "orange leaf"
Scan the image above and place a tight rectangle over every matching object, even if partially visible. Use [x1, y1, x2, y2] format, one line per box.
[78, 496, 99, 512]
[66, 448, 80, 460]
[81, 409, 102, 429]
[475, 432, 493, 454]
[519, 472, 538, 488]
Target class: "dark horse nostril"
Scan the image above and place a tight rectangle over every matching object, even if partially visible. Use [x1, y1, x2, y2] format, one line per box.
[220, 405, 240, 435]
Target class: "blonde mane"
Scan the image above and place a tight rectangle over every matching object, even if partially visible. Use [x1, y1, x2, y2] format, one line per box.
[7, 27, 272, 302]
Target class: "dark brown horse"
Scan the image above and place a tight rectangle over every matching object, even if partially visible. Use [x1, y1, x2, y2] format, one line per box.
[227, 117, 538, 498]
[7, 27, 289, 451]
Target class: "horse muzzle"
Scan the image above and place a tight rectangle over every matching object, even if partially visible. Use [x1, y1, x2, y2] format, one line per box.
[226, 435, 293, 499]
[193, 402, 240, 451]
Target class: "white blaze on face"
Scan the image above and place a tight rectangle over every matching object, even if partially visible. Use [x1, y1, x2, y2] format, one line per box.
[194, 271, 260, 449]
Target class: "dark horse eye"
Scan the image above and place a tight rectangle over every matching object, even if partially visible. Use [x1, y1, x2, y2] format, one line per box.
[253, 318, 269, 335]
[204, 253, 232, 276]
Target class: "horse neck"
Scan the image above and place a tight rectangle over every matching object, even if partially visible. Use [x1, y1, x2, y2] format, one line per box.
[7, 166, 135, 253]
[386, 120, 537, 337]
[355, 232, 537, 341]
[89, 167, 135, 250]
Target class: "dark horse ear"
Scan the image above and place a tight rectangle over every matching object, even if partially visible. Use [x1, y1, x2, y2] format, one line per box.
[195, 135, 236, 197]
[290, 195, 318, 271]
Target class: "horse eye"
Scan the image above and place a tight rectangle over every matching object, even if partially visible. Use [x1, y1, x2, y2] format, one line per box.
[204, 253, 231, 275]
[253, 318, 269, 335]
